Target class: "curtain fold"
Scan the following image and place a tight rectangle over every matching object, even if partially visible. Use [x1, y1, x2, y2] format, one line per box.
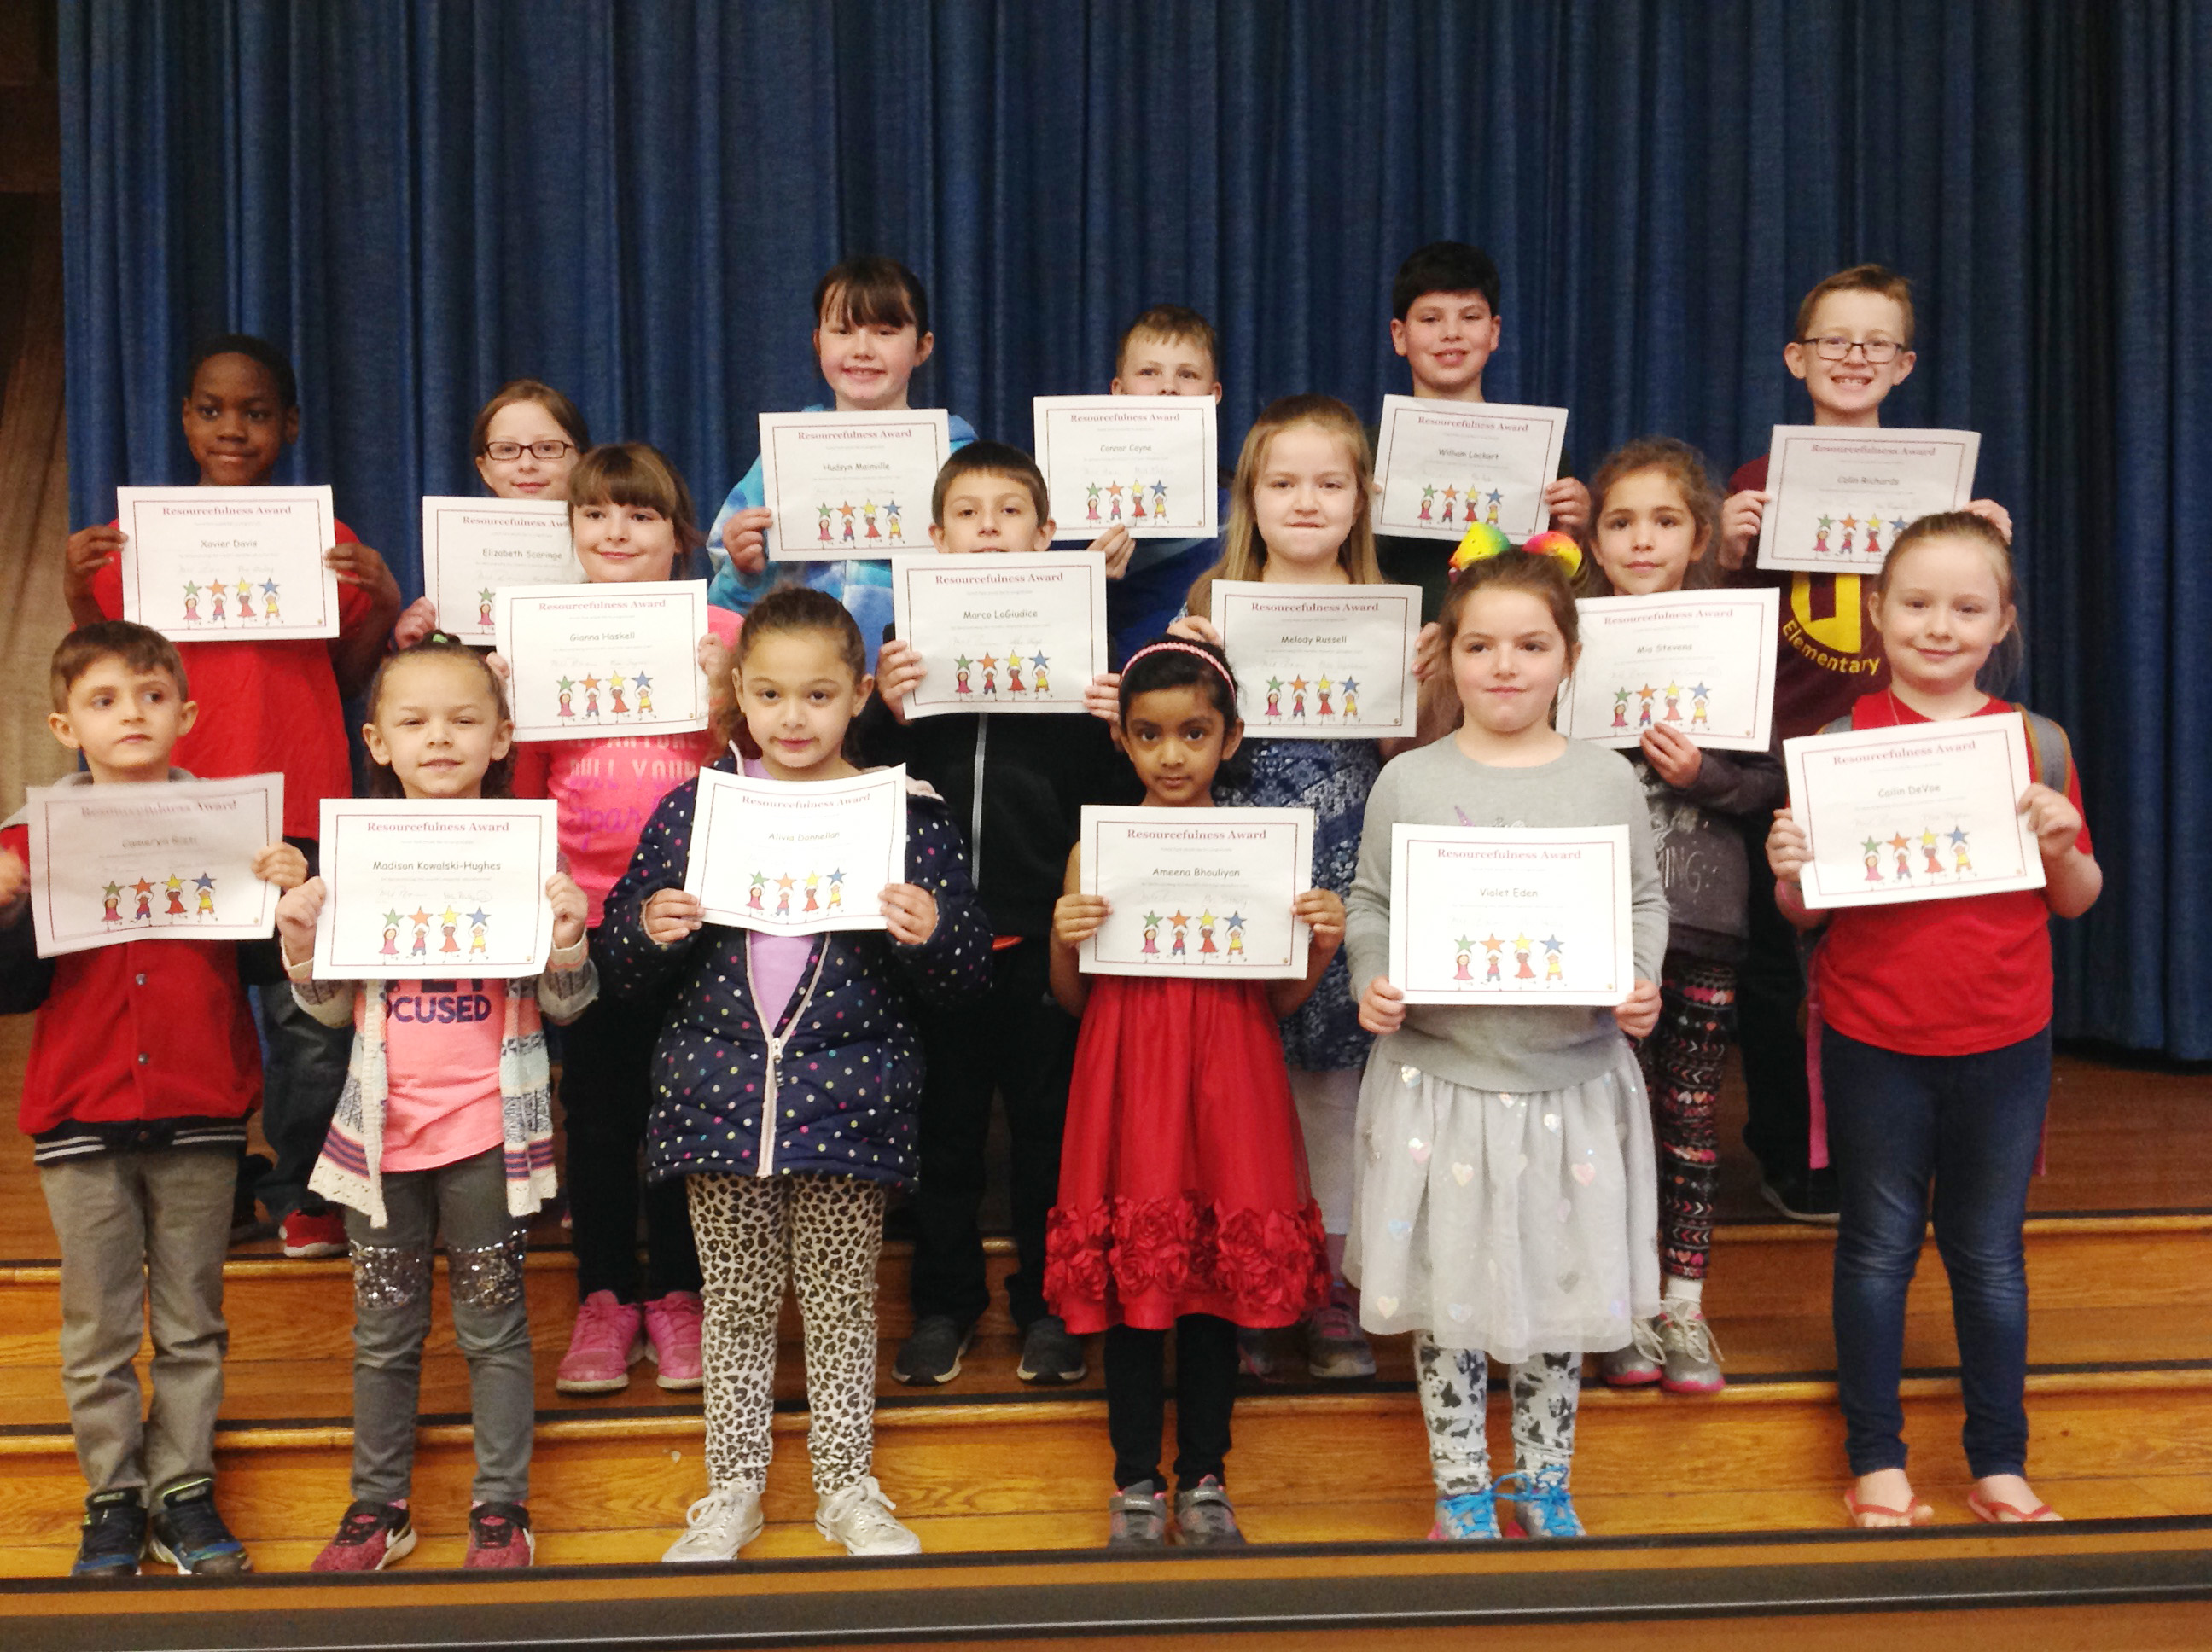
[56, 0, 2209, 1057]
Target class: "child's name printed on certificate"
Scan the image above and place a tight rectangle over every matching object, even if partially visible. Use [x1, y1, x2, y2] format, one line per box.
[1783, 718, 2045, 911]
[889, 552, 1108, 717]
[421, 497, 579, 643]
[1755, 425, 1981, 573]
[312, 799, 561, 980]
[1078, 806, 1314, 981]
[1388, 825, 1634, 1007]
[683, 766, 908, 935]
[758, 410, 952, 561]
[1208, 581, 1423, 740]
[24, 774, 286, 957]
[1557, 590, 1780, 753]
[494, 582, 712, 742]
[1371, 397, 1569, 543]
[1032, 396, 1220, 541]
[116, 486, 341, 641]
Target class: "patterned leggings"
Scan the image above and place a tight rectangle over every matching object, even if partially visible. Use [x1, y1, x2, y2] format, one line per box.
[686, 1173, 886, 1498]
[1634, 957, 1736, 1281]
[1414, 1335, 1582, 1493]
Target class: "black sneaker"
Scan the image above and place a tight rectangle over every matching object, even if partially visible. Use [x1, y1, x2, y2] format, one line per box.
[71, 1490, 146, 1578]
[1016, 1315, 1086, 1384]
[147, 1477, 250, 1576]
[230, 1152, 273, 1242]
[892, 1315, 970, 1386]
[1107, 1480, 1167, 1548]
[1759, 1169, 1840, 1224]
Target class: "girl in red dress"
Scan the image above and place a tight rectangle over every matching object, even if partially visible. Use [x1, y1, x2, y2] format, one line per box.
[1045, 638, 1340, 1550]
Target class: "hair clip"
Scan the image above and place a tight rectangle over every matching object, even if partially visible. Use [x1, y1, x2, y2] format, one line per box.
[1447, 521, 1583, 580]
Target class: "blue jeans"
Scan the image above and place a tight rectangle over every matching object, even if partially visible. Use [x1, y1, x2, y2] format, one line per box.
[1824, 1026, 2052, 1479]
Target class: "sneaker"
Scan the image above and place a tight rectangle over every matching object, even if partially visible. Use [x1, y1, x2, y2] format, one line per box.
[1107, 1480, 1168, 1549]
[1758, 1169, 1840, 1224]
[230, 1153, 272, 1242]
[662, 1486, 764, 1563]
[71, 1490, 147, 1578]
[310, 1500, 416, 1573]
[815, 1475, 922, 1556]
[891, 1315, 969, 1386]
[1236, 1324, 1296, 1382]
[279, 1207, 347, 1259]
[643, 1292, 705, 1391]
[1598, 1317, 1665, 1387]
[1305, 1300, 1377, 1380]
[1173, 1476, 1247, 1548]
[1657, 1303, 1726, 1394]
[464, 1502, 533, 1568]
[1429, 1488, 1501, 1541]
[1016, 1315, 1086, 1384]
[147, 1477, 251, 1575]
[556, 1291, 645, 1394]
[1494, 1465, 1585, 1539]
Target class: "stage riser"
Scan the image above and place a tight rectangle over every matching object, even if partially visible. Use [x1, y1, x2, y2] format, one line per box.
[4, 1384, 2209, 1551]
[3, 1224, 2202, 1367]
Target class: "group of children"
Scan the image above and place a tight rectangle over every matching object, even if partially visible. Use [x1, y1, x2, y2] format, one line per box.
[0, 241, 2097, 1579]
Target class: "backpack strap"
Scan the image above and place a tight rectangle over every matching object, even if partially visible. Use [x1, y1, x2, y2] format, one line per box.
[2012, 704, 2073, 798]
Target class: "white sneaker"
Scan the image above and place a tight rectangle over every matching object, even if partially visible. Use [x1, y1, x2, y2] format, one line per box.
[815, 1475, 922, 1556]
[661, 1486, 764, 1563]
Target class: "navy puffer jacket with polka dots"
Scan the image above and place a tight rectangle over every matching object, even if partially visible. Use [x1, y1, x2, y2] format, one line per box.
[597, 759, 992, 1189]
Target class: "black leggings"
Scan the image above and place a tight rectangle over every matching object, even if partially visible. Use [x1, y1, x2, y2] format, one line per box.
[559, 990, 701, 1302]
[1105, 1314, 1237, 1492]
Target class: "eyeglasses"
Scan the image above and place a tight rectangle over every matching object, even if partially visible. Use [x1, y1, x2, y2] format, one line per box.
[1799, 336, 1906, 364]
[482, 439, 575, 462]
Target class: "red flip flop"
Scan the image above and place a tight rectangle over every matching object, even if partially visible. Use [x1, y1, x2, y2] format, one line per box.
[1967, 1492, 2060, 1524]
[1844, 1490, 1933, 1528]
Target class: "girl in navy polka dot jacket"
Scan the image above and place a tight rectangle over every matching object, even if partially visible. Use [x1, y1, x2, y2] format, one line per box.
[596, 589, 991, 1561]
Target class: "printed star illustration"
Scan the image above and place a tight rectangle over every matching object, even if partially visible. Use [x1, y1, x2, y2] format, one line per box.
[1886, 832, 1912, 853]
[409, 908, 433, 928]
[467, 908, 490, 928]
[440, 906, 460, 927]
[102, 881, 122, 899]
[1691, 683, 1710, 699]
[1169, 910, 1190, 928]
[382, 908, 403, 928]
[132, 878, 154, 897]
[1540, 934, 1563, 953]
[1947, 825, 1970, 846]
[776, 874, 796, 890]
[1226, 913, 1245, 931]
[632, 670, 652, 692]
[1481, 934, 1504, 951]
[192, 874, 216, 893]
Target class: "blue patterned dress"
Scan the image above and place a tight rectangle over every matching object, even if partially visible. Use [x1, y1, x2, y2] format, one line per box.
[1219, 738, 1381, 1071]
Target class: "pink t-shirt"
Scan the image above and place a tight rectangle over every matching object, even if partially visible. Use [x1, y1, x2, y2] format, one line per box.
[379, 978, 507, 1172]
[742, 757, 817, 1027]
[510, 606, 742, 927]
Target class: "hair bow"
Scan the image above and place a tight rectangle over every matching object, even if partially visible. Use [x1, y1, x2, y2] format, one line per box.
[1447, 521, 1583, 579]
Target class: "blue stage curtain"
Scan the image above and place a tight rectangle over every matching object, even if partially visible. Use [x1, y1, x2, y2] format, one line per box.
[56, 1, 2209, 1058]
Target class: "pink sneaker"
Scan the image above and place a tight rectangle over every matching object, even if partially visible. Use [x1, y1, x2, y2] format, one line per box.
[463, 1502, 533, 1568]
[643, 1291, 704, 1390]
[556, 1291, 644, 1393]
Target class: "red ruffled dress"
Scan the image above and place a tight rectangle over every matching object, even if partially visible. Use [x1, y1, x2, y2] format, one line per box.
[1045, 974, 1330, 1334]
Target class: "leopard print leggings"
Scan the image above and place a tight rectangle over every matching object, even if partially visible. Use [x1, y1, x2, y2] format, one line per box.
[1635, 957, 1736, 1281]
[686, 1172, 886, 1498]
[1414, 1335, 1582, 1495]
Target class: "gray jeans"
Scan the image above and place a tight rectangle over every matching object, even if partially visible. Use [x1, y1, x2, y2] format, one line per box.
[344, 1148, 533, 1504]
[40, 1147, 234, 1499]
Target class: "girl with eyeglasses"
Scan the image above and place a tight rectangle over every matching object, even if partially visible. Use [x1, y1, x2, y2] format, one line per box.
[394, 381, 591, 648]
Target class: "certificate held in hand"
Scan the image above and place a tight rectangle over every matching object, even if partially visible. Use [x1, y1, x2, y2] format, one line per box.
[1783, 718, 2046, 910]
[1078, 806, 1314, 980]
[1755, 425, 1981, 574]
[1557, 590, 1779, 753]
[420, 497, 579, 643]
[494, 582, 713, 742]
[1032, 396, 1220, 541]
[758, 411, 952, 561]
[117, 486, 342, 642]
[1371, 397, 1569, 543]
[1388, 824, 1634, 1006]
[1208, 581, 1423, 740]
[683, 766, 909, 934]
[889, 552, 1108, 717]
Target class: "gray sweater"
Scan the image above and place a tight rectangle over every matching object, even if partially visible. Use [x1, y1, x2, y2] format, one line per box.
[1346, 737, 1669, 1093]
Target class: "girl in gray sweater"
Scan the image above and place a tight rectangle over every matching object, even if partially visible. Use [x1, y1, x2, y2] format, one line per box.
[1347, 550, 1668, 1542]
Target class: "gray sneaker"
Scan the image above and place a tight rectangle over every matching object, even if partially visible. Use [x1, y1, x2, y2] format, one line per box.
[1657, 1303, 1726, 1394]
[1598, 1317, 1665, 1387]
[892, 1315, 970, 1386]
[1305, 1300, 1377, 1380]
[1173, 1476, 1248, 1547]
[1016, 1315, 1086, 1384]
[1107, 1480, 1168, 1548]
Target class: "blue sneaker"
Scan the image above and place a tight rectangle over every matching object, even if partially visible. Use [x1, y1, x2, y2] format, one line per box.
[147, 1477, 251, 1575]
[72, 1490, 146, 1578]
[1493, 1466, 1585, 1538]
[1428, 1488, 1500, 1541]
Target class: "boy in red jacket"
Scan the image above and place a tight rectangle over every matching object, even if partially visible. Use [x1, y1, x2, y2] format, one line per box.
[0, 623, 306, 1578]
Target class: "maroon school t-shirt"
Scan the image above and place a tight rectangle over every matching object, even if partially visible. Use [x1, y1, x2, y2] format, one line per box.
[1721, 454, 1890, 743]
